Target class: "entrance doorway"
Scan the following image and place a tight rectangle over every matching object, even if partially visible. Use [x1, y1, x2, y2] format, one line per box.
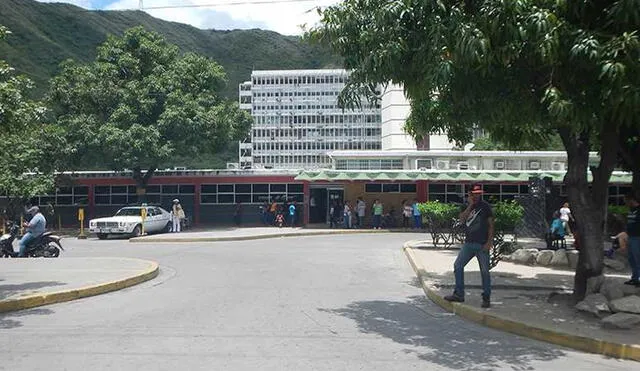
[309, 187, 344, 224]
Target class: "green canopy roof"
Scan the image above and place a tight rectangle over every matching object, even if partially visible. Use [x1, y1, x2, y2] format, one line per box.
[294, 172, 314, 181]
[293, 170, 632, 184]
[373, 172, 394, 181]
[329, 172, 353, 181]
[352, 172, 373, 181]
[393, 173, 417, 181]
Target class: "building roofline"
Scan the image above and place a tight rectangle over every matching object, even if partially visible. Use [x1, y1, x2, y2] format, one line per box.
[328, 150, 600, 158]
[251, 69, 349, 76]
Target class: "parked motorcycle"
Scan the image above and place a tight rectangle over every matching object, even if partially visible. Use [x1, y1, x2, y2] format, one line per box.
[0, 222, 64, 258]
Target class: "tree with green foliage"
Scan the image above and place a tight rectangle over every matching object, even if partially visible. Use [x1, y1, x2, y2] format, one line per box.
[0, 25, 66, 219]
[472, 134, 564, 151]
[309, 0, 640, 299]
[47, 27, 252, 195]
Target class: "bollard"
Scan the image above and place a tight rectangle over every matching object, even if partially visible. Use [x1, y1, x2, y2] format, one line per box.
[77, 208, 87, 239]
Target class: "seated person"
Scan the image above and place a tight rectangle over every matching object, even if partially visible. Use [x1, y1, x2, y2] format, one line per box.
[546, 212, 565, 249]
[606, 231, 628, 258]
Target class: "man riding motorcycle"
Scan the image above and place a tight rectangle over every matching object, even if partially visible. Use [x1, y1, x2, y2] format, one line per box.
[19, 206, 46, 257]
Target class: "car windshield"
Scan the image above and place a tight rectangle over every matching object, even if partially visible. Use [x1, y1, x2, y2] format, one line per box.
[115, 208, 143, 217]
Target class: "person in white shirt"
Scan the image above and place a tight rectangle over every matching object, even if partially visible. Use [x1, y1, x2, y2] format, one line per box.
[172, 199, 185, 233]
[559, 202, 573, 235]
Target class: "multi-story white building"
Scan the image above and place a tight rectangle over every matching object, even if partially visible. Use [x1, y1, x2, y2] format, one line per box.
[380, 84, 455, 150]
[239, 69, 382, 169]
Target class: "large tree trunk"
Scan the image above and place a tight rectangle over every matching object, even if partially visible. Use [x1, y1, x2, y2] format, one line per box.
[559, 127, 617, 301]
[132, 167, 156, 204]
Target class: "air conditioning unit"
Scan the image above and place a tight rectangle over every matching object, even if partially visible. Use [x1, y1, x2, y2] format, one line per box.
[494, 160, 505, 170]
[552, 161, 565, 171]
[529, 161, 541, 170]
[457, 161, 469, 170]
[416, 159, 433, 169]
[436, 160, 450, 170]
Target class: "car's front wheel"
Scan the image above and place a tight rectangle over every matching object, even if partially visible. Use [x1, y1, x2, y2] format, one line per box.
[163, 222, 172, 233]
[130, 225, 142, 238]
[97, 233, 108, 240]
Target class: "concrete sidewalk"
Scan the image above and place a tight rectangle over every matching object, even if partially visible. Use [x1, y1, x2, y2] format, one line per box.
[0, 257, 158, 313]
[403, 241, 640, 361]
[130, 227, 391, 243]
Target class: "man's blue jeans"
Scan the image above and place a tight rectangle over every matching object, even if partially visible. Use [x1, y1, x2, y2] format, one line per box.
[628, 236, 640, 281]
[453, 242, 492, 299]
[18, 232, 36, 257]
[414, 215, 422, 229]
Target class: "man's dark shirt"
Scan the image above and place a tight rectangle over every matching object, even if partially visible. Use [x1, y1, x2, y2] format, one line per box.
[465, 200, 493, 244]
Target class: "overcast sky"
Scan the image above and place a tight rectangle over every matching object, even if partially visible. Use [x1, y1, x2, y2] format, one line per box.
[36, 0, 338, 35]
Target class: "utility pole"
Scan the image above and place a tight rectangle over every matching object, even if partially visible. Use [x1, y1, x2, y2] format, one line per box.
[139, 0, 143, 10]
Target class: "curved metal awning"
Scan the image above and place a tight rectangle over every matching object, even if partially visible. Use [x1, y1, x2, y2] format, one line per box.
[293, 170, 632, 184]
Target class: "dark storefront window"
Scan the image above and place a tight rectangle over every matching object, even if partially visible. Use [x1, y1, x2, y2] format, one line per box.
[200, 183, 304, 204]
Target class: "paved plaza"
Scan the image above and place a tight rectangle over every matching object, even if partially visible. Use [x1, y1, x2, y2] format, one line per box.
[0, 232, 636, 370]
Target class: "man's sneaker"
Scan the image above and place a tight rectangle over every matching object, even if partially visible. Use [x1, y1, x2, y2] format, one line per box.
[481, 298, 491, 308]
[624, 279, 640, 286]
[444, 294, 464, 303]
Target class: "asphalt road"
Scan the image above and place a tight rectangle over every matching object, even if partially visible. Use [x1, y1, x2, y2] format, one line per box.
[0, 233, 636, 371]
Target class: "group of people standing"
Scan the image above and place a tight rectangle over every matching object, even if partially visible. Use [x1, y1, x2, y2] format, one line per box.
[329, 197, 369, 229]
[401, 199, 423, 230]
[259, 200, 299, 228]
[329, 198, 424, 230]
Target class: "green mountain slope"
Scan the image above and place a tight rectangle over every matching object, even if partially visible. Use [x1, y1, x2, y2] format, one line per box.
[0, 0, 340, 98]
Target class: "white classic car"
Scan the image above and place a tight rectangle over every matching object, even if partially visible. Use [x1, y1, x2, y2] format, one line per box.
[89, 206, 172, 239]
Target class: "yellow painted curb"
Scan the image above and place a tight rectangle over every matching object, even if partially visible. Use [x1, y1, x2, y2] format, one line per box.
[403, 244, 640, 362]
[130, 229, 391, 243]
[0, 260, 159, 313]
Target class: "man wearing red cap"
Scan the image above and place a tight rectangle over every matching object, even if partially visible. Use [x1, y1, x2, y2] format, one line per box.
[445, 184, 494, 308]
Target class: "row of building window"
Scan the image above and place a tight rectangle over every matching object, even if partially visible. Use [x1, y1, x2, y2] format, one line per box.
[27, 186, 89, 206]
[253, 128, 381, 139]
[364, 183, 417, 193]
[200, 183, 304, 205]
[253, 91, 341, 97]
[21, 182, 635, 206]
[252, 155, 332, 166]
[253, 104, 380, 112]
[251, 75, 348, 86]
[335, 159, 404, 170]
[253, 141, 382, 152]
[254, 104, 341, 111]
[253, 115, 381, 125]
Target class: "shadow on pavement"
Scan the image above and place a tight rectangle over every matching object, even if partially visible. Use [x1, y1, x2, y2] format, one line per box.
[321, 296, 565, 370]
[0, 308, 54, 329]
[0, 281, 67, 301]
[421, 270, 574, 291]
